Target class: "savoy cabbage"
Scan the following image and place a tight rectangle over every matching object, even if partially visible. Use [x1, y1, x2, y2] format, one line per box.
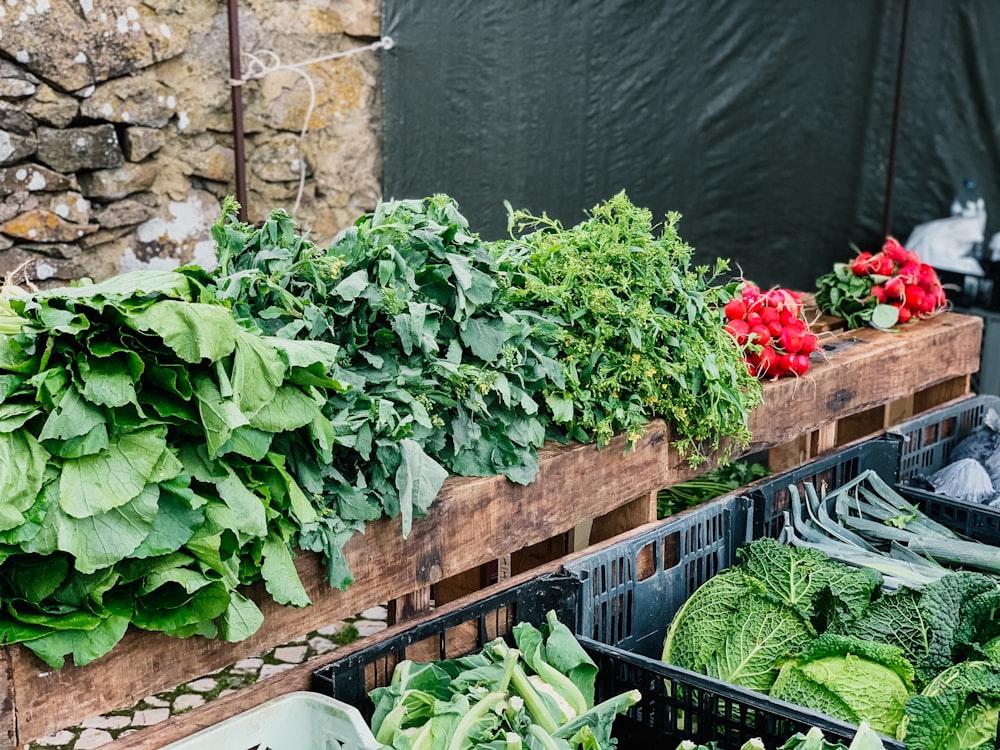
[769, 634, 915, 736]
[898, 660, 1000, 749]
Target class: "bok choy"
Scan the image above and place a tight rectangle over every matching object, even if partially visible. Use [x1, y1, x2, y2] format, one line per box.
[368, 610, 639, 749]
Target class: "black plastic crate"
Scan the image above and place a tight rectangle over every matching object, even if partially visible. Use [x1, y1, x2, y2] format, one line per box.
[892, 394, 1000, 482]
[890, 394, 1000, 542]
[581, 637, 896, 749]
[747, 436, 902, 542]
[312, 573, 581, 718]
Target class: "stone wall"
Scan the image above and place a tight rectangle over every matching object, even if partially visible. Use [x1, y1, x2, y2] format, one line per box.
[0, 0, 382, 286]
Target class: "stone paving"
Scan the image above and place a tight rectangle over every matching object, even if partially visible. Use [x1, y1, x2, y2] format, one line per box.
[26, 606, 389, 750]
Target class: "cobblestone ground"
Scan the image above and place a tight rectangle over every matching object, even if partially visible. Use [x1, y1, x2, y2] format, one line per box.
[26, 606, 389, 750]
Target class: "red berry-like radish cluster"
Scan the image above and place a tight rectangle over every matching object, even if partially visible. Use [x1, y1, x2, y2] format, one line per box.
[724, 284, 817, 379]
[850, 237, 947, 324]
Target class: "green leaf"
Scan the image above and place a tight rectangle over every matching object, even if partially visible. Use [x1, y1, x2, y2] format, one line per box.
[266, 452, 318, 526]
[39, 269, 195, 302]
[261, 535, 311, 607]
[248, 385, 321, 433]
[870, 304, 900, 330]
[335, 269, 369, 300]
[212, 464, 267, 541]
[38, 385, 106, 443]
[59, 428, 170, 518]
[216, 425, 273, 461]
[52, 484, 160, 573]
[5, 555, 69, 603]
[231, 331, 286, 416]
[218, 591, 264, 641]
[79, 355, 139, 408]
[44, 423, 110, 459]
[0, 429, 49, 531]
[460, 317, 508, 362]
[193, 374, 250, 458]
[395, 438, 448, 537]
[546, 393, 574, 423]
[127, 300, 241, 364]
[131, 484, 206, 559]
[0, 401, 40, 432]
[20, 613, 130, 669]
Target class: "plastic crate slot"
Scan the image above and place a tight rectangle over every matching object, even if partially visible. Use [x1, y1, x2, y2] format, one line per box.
[662, 530, 680, 572]
[636, 541, 656, 581]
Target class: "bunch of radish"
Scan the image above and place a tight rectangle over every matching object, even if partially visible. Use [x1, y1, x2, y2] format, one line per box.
[850, 236, 947, 324]
[724, 283, 817, 379]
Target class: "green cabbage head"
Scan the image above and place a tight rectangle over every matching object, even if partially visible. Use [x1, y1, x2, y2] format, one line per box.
[769, 634, 915, 737]
[898, 660, 1000, 750]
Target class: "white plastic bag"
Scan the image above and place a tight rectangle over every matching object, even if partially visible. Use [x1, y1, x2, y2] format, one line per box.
[904, 212, 987, 275]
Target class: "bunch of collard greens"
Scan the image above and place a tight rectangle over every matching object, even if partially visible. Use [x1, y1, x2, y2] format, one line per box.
[210, 196, 561, 551]
[368, 610, 640, 749]
[496, 191, 763, 463]
[661, 538, 1000, 747]
[0, 270, 347, 667]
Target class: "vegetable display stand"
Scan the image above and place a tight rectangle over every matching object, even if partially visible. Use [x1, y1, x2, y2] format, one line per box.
[0, 313, 982, 750]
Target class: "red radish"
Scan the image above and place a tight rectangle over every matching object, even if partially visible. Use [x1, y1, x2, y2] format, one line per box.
[904, 250, 920, 265]
[919, 294, 938, 315]
[870, 285, 887, 303]
[779, 325, 804, 354]
[851, 252, 872, 276]
[894, 303, 911, 323]
[746, 311, 762, 327]
[884, 276, 906, 300]
[916, 263, 940, 292]
[750, 324, 771, 347]
[724, 297, 747, 321]
[760, 306, 780, 325]
[898, 262, 920, 284]
[874, 254, 894, 276]
[789, 354, 811, 376]
[725, 319, 750, 345]
[778, 353, 795, 373]
[779, 308, 799, 327]
[799, 331, 818, 354]
[883, 237, 907, 263]
[904, 285, 926, 311]
[757, 345, 780, 377]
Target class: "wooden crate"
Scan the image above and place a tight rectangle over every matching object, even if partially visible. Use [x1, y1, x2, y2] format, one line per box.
[0, 310, 983, 750]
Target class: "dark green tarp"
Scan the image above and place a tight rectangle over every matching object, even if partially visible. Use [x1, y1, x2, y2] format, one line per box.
[381, 0, 999, 291]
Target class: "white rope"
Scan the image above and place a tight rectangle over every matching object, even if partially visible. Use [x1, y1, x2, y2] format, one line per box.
[234, 36, 395, 217]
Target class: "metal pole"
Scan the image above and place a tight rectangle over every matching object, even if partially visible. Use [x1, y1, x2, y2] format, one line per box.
[882, 0, 911, 238]
[226, 0, 249, 222]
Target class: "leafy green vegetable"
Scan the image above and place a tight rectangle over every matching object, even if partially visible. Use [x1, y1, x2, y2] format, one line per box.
[662, 540, 880, 693]
[899, 660, 1000, 749]
[497, 191, 763, 464]
[814, 263, 898, 330]
[0, 269, 347, 666]
[769, 634, 915, 736]
[656, 459, 770, 518]
[369, 610, 638, 749]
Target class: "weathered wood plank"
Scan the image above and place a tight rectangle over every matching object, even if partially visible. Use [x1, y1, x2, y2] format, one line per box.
[745, 312, 981, 453]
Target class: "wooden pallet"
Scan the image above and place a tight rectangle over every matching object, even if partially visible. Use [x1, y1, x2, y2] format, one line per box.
[0, 310, 983, 749]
